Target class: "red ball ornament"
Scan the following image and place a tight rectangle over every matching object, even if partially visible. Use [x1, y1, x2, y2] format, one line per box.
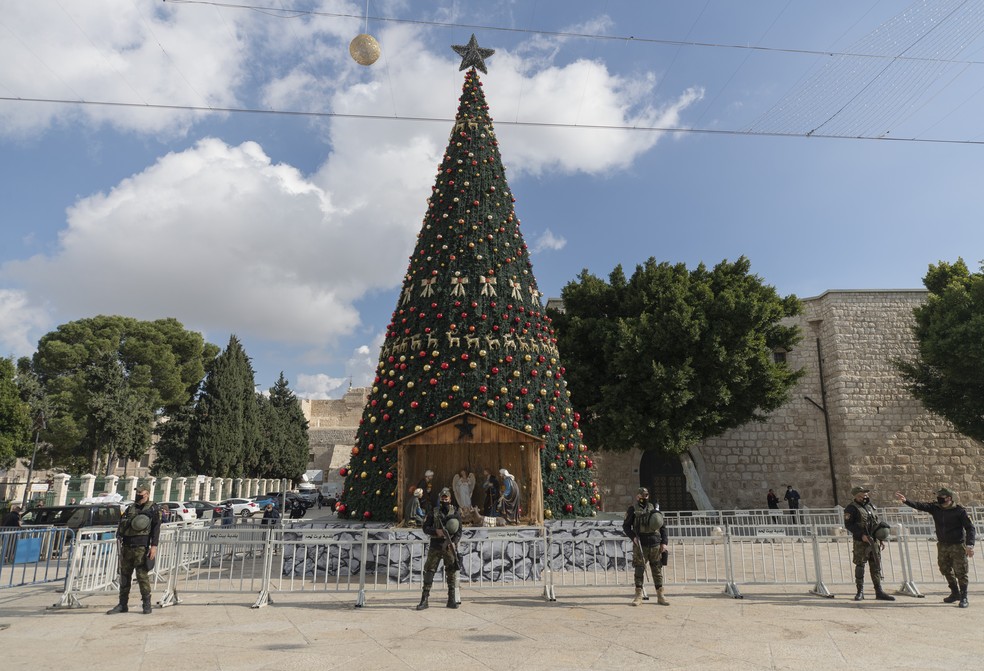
[566, 459, 575, 467]
[339, 467, 348, 477]
[336, 503, 347, 514]
[564, 504, 574, 513]
[363, 511, 372, 520]
[385, 472, 394, 479]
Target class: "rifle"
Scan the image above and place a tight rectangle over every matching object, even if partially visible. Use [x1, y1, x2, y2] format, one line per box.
[434, 510, 461, 569]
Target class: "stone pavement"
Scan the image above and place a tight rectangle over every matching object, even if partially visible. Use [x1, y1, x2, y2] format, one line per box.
[1, 582, 982, 671]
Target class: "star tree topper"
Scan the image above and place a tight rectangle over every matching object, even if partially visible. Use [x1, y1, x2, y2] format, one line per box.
[452, 34, 495, 74]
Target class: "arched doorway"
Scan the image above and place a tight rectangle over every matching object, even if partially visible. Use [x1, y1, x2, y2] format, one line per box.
[639, 450, 696, 511]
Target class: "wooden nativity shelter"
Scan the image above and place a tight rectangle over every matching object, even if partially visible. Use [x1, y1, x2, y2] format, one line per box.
[385, 412, 544, 525]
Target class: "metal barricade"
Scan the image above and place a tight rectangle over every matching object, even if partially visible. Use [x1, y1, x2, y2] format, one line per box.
[56, 528, 118, 607]
[0, 527, 75, 589]
[161, 524, 273, 608]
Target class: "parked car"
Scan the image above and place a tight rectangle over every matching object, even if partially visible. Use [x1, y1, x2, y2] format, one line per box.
[251, 495, 279, 510]
[20, 504, 122, 531]
[218, 498, 260, 518]
[263, 491, 313, 510]
[183, 500, 221, 519]
[158, 501, 197, 522]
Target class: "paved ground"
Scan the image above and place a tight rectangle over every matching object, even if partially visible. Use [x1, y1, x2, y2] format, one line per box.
[2, 580, 982, 671]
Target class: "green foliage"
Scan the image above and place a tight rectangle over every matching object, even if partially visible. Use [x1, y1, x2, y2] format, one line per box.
[191, 335, 260, 477]
[30, 315, 218, 471]
[338, 69, 601, 522]
[0, 357, 33, 469]
[84, 352, 154, 474]
[253, 374, 309, 480]
[897, 258, 984, 442]
[151, 402, 197, 476]
[551, 257, 803, 454]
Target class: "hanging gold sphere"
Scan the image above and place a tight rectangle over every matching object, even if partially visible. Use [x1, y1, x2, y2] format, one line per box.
[350, 34, 381, 66]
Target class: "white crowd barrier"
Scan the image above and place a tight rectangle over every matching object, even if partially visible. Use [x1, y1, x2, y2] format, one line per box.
[52, 512, 980, 609]
[0, 527, 76, 589]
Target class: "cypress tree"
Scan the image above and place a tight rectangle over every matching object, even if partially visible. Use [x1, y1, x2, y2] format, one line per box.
[267, 372, 309, 480]
[337, 39, 601, 521]
[191, 335, 259, 477]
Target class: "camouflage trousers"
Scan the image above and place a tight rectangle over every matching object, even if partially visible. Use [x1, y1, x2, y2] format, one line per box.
[632, 543, 664, 589]
[937, 542, 969, 588]
[422, 545, 459, 587]
[851, 540, 884, 585]
[118, 544, 151, 601]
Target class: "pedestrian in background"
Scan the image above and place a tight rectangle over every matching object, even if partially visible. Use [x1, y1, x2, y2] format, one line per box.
[895, 487, 975, 608]
[784, 485, 801, 521]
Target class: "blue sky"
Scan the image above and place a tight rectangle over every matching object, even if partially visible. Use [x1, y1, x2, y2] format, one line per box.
[2, 0, 983, 398]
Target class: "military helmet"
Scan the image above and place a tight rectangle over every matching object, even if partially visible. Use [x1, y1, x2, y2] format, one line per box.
[937, 487, 954, 498]
[130, 513, 151, 533]
[850, 486, 869, 496]
[637, 487, 650, 498]
[443, 518, 461, 535]
[873, 523, 891, 542]
[439, 487, 452, 499]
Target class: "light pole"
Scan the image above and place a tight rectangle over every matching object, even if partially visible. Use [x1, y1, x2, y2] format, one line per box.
[21, 410, 46, 509]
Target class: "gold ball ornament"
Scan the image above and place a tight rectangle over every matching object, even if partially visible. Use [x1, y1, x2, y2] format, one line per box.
[349, 34, 381, 66]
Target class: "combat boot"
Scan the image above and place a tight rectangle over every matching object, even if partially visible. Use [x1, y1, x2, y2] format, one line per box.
[873, 587, 895, 602]
[106, 600, 128, 615]
[142, 595, 153, 614]
[106, 587, 130, 615]
[416, 587, 430, 611]
[656, 587, 669, 606]
[631, 587, 644, 606]
[959, 585, 969, 609]
[853, 583, 864, 601]
[943, 580, 961, 603]
[446, 587, 458, 609]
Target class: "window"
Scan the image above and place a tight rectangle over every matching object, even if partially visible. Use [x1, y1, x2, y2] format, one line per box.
[773, 349, 787, 364]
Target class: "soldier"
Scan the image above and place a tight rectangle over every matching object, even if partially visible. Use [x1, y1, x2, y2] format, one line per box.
[416, 487, 462, 610]
[843, 486, 895, 601]
[107, 487, 161, 615]
[895, 487, 976, 608]
[623, 487, 669, 606]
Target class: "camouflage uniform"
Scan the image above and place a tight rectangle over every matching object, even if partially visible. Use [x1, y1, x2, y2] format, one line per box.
[843, 489, 893, 601]
[623, 490, 669, 606]
[109, 498, 161, 614]
[902, 489, 976, 607]
[417, 491, 462, 610]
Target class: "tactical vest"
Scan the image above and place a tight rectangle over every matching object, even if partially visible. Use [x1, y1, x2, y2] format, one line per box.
[634, 502, 664, 535]
[120, 503, 156, 538]
[436, 505, 458, 532]
[853, 501, 878, 529]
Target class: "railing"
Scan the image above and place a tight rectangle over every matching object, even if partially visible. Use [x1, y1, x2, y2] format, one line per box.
[0, 527, 76, 589]
[50, 515, 981, 609]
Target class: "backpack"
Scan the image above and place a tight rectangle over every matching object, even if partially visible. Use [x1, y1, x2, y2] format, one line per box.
[634, 503, 664, 535]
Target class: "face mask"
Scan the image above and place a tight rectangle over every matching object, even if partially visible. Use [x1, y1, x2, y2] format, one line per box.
[937, 496, 948, 505]
[862, 496, 870, 504]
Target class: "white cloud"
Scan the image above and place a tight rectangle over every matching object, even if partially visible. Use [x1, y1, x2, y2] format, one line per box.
[0, 290, 50, 358]
[0, 0, 249, 138]
[0, 7, 703, 366]
[294, 373, 349, 400]
[531, 229, 567, 254]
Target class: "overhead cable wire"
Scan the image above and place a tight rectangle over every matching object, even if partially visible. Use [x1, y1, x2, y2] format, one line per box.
[3, 94, 984, 146]
[163, 0, 984, 67]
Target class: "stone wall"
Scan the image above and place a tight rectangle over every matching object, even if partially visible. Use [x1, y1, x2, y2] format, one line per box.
[300, 387, 367, 488]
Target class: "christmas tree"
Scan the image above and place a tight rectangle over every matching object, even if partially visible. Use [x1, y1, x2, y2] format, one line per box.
[336, 36, 601, 522]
